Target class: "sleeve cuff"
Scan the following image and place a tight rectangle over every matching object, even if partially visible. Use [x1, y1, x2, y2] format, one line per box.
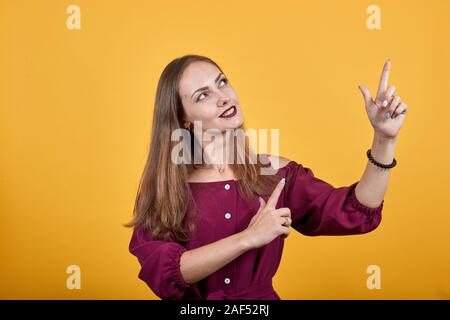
[347, 182, 384, 217]
[166, 244, 190, 289]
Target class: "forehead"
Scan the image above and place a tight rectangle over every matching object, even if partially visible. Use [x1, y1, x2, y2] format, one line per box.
[179, 61, 221, 98]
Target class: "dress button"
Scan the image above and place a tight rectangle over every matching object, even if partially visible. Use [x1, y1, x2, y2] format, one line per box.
[224, 183, 230, 190]
[224, 277, 231, 284]
[225, 212, 231, 219]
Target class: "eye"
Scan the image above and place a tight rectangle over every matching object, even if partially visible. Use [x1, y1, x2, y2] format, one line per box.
[196, 92, 207, 102]
[195, 78, 228, 102]
[219, 78, 228, 86]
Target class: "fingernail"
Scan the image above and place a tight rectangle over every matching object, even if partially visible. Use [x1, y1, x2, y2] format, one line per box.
[259, 196, 263, 204]
[280, 178, 286, 184]
[382, 100, 388, 107]
[385, 112, 391, 119]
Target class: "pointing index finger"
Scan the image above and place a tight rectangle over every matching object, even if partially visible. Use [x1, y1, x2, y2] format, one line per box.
[266, 178, 286, 209]
[376, 60, 391, 99]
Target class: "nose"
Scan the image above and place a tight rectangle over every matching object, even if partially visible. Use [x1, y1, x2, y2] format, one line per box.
[217, 95, 231, 108]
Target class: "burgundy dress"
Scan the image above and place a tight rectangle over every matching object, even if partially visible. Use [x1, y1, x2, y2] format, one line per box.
[129, 159, 384, 300]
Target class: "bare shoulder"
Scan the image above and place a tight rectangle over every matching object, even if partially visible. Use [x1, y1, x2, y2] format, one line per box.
[258, 154, 292, 170]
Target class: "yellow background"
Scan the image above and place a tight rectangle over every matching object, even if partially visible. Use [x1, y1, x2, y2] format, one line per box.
[1, 0, 449, 299]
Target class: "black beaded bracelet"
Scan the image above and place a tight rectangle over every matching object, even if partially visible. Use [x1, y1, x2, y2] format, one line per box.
[366, 149, 397, 169]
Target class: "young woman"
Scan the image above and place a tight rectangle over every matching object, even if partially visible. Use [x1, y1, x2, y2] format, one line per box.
[126, 54, 408, 300]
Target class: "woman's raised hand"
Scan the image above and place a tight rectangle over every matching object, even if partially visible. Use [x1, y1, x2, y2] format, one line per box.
[358, 60, 409, 140]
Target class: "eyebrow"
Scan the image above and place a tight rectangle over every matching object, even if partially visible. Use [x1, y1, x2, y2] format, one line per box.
[190, 73, 224, 99]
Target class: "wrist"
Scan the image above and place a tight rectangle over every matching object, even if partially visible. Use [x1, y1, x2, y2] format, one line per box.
[373, 132, 398, 146]
[237, 230, 255, 251]
[370, 133, 397, 165]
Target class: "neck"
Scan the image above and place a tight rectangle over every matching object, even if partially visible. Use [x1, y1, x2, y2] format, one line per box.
[197, 131, 230, 173]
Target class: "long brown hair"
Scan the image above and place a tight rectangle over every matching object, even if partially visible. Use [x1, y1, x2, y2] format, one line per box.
[124, 54, 280, 243]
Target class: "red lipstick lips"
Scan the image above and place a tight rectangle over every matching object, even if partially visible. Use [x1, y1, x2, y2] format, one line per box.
[219, 106, 237, 118]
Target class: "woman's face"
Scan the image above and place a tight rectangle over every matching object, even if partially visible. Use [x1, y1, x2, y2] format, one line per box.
[179, 61, 243, 132]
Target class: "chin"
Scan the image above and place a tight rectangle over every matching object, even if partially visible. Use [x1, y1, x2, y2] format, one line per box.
[225, 118, 243, 130]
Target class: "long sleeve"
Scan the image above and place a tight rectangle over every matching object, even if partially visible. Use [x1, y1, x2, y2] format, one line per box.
[282, 161, 383, 236]
[129, 227, 201, 299]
